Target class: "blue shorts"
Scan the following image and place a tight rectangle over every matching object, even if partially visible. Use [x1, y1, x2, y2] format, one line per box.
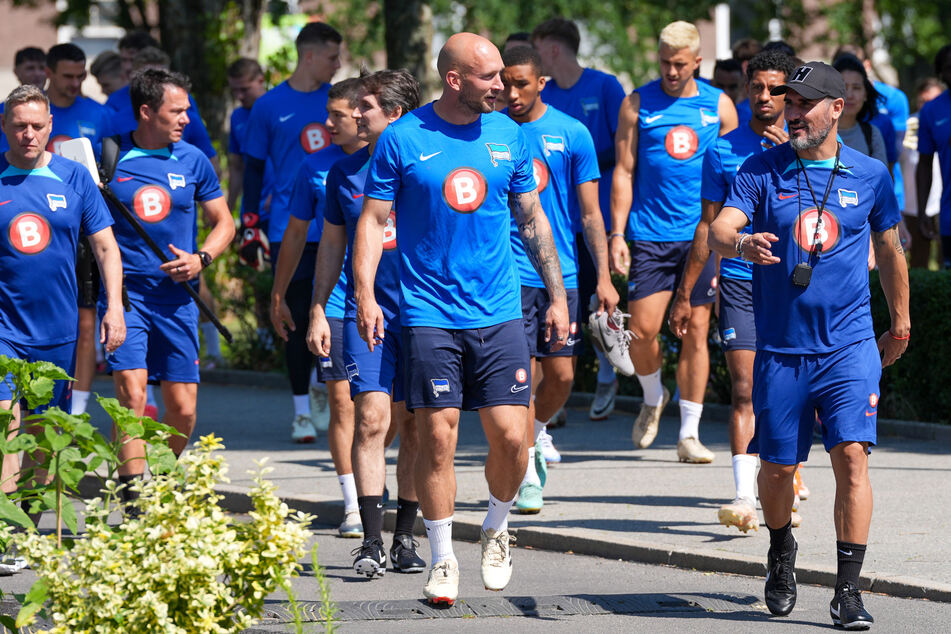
[718, 276, 756, 352]
[102, 295, 200, 383]
[343, 318, 404, 401]
[402, 319, 531, 411]
[317, 317, 348, 382]
[521, 286, 583, 358]
[270, 241, 318, 283]
[0, 338, 75, 411]
[627, 240, 716, 306]
[750, 338, 881, 465]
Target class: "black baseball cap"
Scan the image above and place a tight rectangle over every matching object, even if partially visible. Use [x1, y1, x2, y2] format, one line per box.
[770, 61, 845, 100]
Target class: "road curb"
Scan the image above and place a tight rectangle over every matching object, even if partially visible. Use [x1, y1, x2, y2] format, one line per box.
[214, 485, 951, 603]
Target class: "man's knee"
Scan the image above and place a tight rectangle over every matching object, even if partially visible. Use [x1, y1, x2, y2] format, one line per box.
[759, 462, 796, 489]
[355, 398, 390, 441]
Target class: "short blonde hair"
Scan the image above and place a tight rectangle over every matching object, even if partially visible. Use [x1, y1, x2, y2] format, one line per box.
[4, 84, 48, 115]
[659, 21, 700, 55]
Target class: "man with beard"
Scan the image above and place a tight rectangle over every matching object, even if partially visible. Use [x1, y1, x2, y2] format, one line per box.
[354, 33, 568, 605]
[709, 61, 909, 629]
[669, 49, 797, 533]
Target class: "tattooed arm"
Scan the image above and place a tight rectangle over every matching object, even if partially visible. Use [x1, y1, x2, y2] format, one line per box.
[510, 188, 570, 350]
[871, 224, 910, 367]
[577, 180, 619, 315]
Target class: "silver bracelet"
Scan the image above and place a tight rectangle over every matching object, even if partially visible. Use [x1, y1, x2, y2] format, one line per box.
[736, 234, 751, 260]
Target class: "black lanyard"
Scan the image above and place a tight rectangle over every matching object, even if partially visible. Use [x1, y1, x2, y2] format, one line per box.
[795, 145, 840, 264]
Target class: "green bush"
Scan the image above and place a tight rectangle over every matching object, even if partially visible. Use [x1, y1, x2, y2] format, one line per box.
[869, 268, 950, 423]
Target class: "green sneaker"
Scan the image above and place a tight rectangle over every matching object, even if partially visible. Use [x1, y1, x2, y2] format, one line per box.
[534, 438, 548, 488]
[515, 481, 543, 514]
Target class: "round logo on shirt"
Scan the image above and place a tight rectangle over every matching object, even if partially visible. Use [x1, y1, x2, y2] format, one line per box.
[8, 212, 51, 254]
[665, 125, 699, 160]
[383, 209, 397, 250]
[442, 167, 487, 213]
[300, 122, 331, 154]
[47, 135, 72, 155]
[793, 208, 841, 254]
[132, 185, 172, 223]
[532, 158, 549, 193]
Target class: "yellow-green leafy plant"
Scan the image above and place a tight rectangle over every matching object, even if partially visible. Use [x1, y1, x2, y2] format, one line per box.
[4, 434, 314, 632]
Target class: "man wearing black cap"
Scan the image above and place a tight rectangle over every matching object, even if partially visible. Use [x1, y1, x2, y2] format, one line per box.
[709, 62, 910, 630]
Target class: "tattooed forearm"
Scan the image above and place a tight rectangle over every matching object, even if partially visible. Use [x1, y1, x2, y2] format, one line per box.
[872, 224, 904, 256]
[511, 190, 567, 300]
[580, 213, 610, 275]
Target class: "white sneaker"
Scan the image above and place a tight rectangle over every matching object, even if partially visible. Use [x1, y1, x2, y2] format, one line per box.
[718, 497, 759, 533]
[537, 430, 561, 464]
[309, 384, 330, 432]
[0, 550, 27, 576]
[424, 559, 460, 606]
[338, 510, 363, 538]
[291, 414, 317, 443]
[588, 309, 636, 376]
[589, 380, 618, 420]
[480, 528, 513, 591]
[677, 437, 715, 463]
[632, 386, 670, 448]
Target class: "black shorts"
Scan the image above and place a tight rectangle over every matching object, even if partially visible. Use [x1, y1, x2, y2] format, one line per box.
[718, 276, 756, 352]
[402, 319, 531, 411]
[627, 240, 716, 306]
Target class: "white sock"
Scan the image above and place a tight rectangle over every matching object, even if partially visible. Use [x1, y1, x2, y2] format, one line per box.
[293, 394, 310, 416]
[424, 516, 456, 564]
[200, 321, 221, 358]
[533, 418, 547, 441]
[733, 454, 758, 502]
[338, 473, 359, 512]
[595, 347, 616, 384]
[71, 389, 90, 415]
[678, 399, 703, 440]
[636, 369, 664, 407]
[522, 447, 541, 486]
[482, 493, 515, 533]
[146, 384, 157, 408]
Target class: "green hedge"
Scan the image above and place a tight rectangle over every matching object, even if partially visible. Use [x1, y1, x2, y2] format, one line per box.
[869, 269, 950, 423]
[574, 269, 949, 424]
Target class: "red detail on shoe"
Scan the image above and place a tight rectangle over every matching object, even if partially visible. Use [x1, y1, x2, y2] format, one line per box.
[606, 319, 620, 331]
[428, 596, 455, 606]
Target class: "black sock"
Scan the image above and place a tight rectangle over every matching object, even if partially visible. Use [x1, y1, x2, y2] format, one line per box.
[118, 473, 143, 504]
[836, 541, 866, 588]
[767, 520, 794, 552]
[394, 498, 418, 537]
[358, 495, 384, 542]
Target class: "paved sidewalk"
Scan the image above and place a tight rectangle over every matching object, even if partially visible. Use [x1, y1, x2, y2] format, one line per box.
[88, 376, 951, 602]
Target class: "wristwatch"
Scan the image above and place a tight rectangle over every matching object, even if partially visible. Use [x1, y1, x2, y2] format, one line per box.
[197, 250, 213, 269]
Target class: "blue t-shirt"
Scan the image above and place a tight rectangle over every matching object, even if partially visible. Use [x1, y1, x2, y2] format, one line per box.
[105, 86, 217, 159]
[324, 147, 401, 330]
[506, 105, 599, 289]
[287, 145, 349, 319]
[0, 154, 112, 345]
[724, 143, 900, 353]
[736, 98, 752, 128]
[869, 111, 902, 208]
[917, 90, 951, 235]
[0, 97, 113, 156]
[365, 102, 536, 329]
[230, 105, 274, 222]
[629, 79, 724, 241]
[701, 122, 786, 281]
[540, 68, 625, 230]
[242, 81, 332, 245]
[105, 134, 222, 304]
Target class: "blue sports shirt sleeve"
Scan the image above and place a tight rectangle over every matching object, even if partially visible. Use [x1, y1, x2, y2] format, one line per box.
[192, 152, 224, 202]
[869, 163, 901, 232]
[289, 162, 317, 222]
[724, 157, 763, 223]
[184, 96, 217, 158]
[917, 103, 937, 155]
[323, 166, 345, 226]
[77, 168, 113, 236]
[365, 126, 402, 201]
[509, 126, 537, 194]
[700, 142, 726, 202]
[570, 124, 601, 187]
[228, 109, 242, 155]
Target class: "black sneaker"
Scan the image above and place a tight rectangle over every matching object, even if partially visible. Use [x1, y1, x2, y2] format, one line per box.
[830, 581, 874, 630]
[352, 537, 386, 578]
[390, 534, 426, 573]
[764, 537, 798, 616]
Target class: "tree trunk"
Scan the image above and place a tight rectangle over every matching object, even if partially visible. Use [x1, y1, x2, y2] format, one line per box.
[383, 0, 434, 95]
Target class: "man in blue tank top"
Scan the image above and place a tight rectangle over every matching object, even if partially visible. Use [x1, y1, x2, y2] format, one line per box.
[611, 21, 737, 463]
[710, 61, 909, 628]
[358, 33, 568, 606]
[670, 50, 797, 534]
[241, 22, 342, 442]
[272, 78, 365, 537]
[532, 18, 629, 419]
[500, 46, 616, 514]
[0, 86, 125, 554]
